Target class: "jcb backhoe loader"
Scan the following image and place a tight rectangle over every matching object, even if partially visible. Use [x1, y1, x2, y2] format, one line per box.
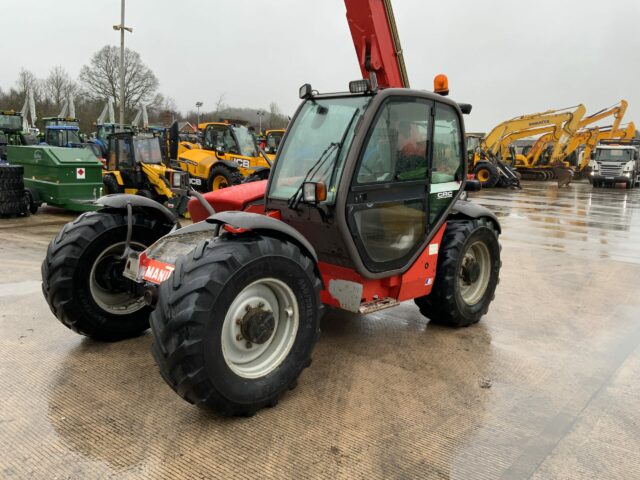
[102, 132, 190, 214]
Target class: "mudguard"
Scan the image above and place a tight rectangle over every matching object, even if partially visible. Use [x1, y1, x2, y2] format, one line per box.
[216, 160, 241, 171]
[449, 200, 501, 233]
[96, 194, 178, 224]
[247, 166, 270, 179]
[206, 211, 318, 262]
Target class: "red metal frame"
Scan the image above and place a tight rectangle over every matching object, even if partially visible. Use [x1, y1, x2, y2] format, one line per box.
[344, 0, 407, 88]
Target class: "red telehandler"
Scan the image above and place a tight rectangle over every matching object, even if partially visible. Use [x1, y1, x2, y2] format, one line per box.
[42, 0, 501, 416]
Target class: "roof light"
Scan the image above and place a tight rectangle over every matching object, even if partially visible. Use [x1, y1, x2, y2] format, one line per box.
[434, 74, 449, 96]
[349, 79, 371, 94]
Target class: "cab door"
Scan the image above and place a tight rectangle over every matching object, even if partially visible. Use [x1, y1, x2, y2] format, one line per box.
[346, 97, 464, 273]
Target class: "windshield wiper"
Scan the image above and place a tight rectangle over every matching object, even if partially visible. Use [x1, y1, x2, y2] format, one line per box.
[287, 108, 361, 211]
[288, 142, 339, 210]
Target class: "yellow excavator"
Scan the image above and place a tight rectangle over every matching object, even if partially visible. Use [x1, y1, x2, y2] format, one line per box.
[175, 121, 271, 191]
[472, 105, 586, 187]
[506, 105, 587, 178]
[514, 100, 627, 179]
[568, 121, 636, 174]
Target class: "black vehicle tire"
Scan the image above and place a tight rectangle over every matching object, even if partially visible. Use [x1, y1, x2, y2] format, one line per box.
[103, 174, 122, 195]
[42, 211, 172, 341]
[473, 162, 499, 188]
[150, 234, 322, 416]
[0, 164, 24, 179]
[136, 189, 154, 198]
[24, 189, 39, 214]
[207, 164, 242, 191]
[415, 218, 501, 328]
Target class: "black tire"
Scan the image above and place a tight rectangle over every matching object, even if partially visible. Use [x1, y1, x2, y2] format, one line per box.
[0, 164, 24, 179]
[0, 199, 28, 216]
[42, 211, 173, 341]
[103, 174, 122, 194]
[24, 189, 39, 214]
[473, 162, 499, 188]
[150, 234, 322, 416]
[136, 189, 154, 198]
[415, 218, 501, 327]
[207, 164, 242, 191]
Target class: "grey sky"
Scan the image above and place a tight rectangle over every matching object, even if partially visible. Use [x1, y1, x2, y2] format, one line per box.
[1, 0, 639, 132]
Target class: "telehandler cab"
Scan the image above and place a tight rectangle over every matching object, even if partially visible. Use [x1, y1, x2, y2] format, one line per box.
[42, 78, 501, 416]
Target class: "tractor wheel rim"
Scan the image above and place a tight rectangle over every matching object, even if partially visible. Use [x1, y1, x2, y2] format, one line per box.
[89, 241, 147, 315]
[213, 175, 228, 189]
[458, 240, 491, 305]
[221, 278, 299, 379]
[477, 169, 489, 182]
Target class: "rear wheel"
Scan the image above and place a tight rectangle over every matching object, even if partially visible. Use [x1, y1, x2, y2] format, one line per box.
[42, 211, 172, 340]
[473, 162, 499, 188]
[415, 218, 501, 327]
[150, 235, 322, 416]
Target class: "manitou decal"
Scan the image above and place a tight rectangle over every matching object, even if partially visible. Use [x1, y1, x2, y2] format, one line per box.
[142, 260, 175, 284]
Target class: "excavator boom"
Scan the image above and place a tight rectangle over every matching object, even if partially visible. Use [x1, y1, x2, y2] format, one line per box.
[345, 0, 409, 88]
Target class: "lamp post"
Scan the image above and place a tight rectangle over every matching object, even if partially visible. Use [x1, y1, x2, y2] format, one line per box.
[257, 109, 265, 134]
[195, 101, 203, 126]
[113, 0, 133, 129]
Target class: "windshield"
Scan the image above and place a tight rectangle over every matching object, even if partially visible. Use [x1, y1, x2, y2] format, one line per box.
[134, 137, 163, 164]
[269, 96, 370, 203]
[232, 125, 258, 157]
[47, 129, 81, 146]
[266, 131, 284, 150]
[0, 114, 23, 131]
[596, 148, 634, 162]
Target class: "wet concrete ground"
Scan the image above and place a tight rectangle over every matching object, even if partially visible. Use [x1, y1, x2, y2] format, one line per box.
[1, 180, 639, 479]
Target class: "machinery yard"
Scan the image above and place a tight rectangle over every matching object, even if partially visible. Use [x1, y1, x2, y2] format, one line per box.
[1, 180, 639, 479]
[1, 0, 639, 478]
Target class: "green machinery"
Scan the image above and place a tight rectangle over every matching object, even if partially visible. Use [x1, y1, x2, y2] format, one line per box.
[7, 145, 103, 212]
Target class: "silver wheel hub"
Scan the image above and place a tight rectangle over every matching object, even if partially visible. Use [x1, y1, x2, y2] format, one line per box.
[89, 241, 147, 315]
[458, 241, 491, 306]
[221, 278, 299, 379]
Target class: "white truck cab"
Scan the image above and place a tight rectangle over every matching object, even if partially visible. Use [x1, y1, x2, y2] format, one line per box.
[589, 143, 640, 189]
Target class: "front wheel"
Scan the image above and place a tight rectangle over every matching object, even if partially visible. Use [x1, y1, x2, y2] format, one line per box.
[42, 211, 172, 340]
[473, 162, 499, 188]
[150, 235, 322, 416]
[207, 165, 242, 191]
[415, 218, 501, 327]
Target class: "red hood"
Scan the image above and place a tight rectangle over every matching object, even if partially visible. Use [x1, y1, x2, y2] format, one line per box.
[188, 180, 268, 223]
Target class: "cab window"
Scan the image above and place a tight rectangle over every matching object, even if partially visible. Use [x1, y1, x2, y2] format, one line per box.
[429, 103, 463, 223]
[357, 101, 429, 184]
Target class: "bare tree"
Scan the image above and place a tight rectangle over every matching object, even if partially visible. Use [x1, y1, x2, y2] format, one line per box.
[213, 93, 227, 116]
[15, 68, 42, 100]
[43, 66, 77, 109]
[79, 45, 159, 113]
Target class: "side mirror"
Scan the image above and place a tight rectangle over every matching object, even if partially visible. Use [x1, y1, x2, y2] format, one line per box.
[302, 181, 327, 204]
[464, 179, 482, 192]
[458, 103, 472, 115]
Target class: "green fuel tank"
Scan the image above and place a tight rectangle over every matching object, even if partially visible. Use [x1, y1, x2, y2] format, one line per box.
[7, 145, 103, 212]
